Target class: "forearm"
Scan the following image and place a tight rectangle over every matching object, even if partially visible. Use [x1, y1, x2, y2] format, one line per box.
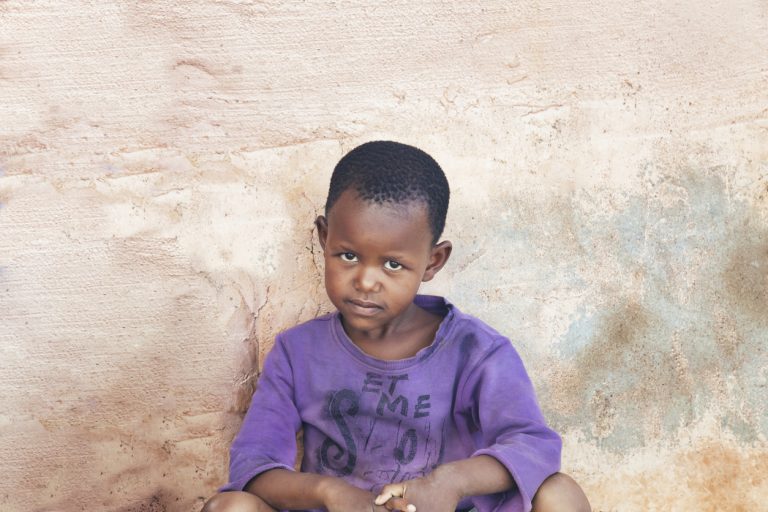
[245, 468, 331, 510]
[432, 455, 515, 499]
[245, 468, 375, 512]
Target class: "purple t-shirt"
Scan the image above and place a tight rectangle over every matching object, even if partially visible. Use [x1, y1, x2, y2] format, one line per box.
[222, 295, 561, 512]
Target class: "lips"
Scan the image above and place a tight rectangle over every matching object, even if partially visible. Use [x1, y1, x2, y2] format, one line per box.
[346, 299, 382, 316]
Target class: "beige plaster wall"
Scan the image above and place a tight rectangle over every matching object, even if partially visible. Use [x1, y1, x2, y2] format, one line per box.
[1, 1, 767, 511]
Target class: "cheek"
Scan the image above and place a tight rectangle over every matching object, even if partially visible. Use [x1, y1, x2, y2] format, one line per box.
[323, 264, 345, 292]
[393, 275, 422, 298]
[323, 265, 335, 286]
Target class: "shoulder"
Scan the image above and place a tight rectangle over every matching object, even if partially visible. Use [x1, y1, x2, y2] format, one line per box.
[279, 311, 335, 336]
[442, 302, 525, 372]
[448, 304, 515, 352]
[419, 294, 510, 349]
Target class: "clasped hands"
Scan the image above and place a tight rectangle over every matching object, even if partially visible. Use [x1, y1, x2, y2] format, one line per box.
[324, 472, 462, 512]
[375, 473, 463, 512]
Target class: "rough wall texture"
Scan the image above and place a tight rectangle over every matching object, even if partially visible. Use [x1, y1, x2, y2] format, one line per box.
[1, 1, 767, 511]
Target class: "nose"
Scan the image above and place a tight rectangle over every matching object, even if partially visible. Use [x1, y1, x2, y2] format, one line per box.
[354, 264, 381, 293]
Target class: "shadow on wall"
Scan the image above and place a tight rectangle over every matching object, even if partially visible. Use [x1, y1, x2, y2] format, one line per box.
[97, 185, 327, 512]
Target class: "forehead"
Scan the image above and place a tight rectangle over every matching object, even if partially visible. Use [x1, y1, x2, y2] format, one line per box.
[326, 191, 432, 250]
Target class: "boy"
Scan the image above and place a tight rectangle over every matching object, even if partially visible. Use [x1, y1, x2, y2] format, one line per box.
[203, 141, 590, 512]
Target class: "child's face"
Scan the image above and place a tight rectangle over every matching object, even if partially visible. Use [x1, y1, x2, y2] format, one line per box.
[316, 190, 451, 340]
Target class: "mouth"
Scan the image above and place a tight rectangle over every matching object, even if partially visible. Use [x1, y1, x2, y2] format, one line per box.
[346, 299, 383, 316]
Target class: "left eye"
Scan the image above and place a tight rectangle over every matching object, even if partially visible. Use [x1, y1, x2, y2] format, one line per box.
[384, 260, 402, 271]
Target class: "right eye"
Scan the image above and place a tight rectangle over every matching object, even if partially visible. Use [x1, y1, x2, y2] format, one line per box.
[340, 252, 358, 262]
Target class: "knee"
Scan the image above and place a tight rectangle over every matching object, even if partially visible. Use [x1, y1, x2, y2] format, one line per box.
[201, 491, 275, 512]
[532, 473, 591, 512]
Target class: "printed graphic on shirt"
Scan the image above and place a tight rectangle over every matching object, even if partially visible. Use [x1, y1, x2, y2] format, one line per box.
[316, 372, 447, 489]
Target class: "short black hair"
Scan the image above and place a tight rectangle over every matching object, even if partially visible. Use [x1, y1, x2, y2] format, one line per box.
[325, 141, 450, 243]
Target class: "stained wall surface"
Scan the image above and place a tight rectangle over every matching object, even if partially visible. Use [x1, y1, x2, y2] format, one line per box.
[1, 1, 767, 511]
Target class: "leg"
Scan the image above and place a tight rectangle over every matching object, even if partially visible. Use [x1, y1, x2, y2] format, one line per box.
[201, 491, 277, 512]
[531, 473, 591, 512]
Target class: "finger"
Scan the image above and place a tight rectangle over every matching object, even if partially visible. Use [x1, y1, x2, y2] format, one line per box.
[374, 485, 406, 506]
[374, 493, 393, 506]
[383, 497, 415, 512]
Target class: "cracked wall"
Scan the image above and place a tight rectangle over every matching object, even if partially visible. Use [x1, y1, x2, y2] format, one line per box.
[1, 1, 767, 511]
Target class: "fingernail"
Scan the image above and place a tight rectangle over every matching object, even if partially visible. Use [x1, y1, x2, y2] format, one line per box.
[406, 505, 417, 512]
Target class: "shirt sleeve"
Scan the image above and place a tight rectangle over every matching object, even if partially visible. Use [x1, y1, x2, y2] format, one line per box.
[220, 334, 302, 492]
[459, 338, 562, 512]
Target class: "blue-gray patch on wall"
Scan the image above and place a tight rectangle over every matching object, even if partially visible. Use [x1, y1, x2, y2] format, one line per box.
[551, 166, 766, 450]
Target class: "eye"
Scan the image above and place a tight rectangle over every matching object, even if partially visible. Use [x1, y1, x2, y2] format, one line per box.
[340, 252, 357, 262]
[384, 260, 403, 271]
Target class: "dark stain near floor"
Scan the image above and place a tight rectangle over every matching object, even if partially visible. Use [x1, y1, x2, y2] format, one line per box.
[114, 489, 174, 512]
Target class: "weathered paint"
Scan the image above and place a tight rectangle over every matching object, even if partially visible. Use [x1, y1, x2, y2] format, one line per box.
[1, 1, 766, 511]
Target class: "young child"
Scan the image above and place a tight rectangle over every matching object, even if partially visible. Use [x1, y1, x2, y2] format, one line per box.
[202, 141, 590, 512]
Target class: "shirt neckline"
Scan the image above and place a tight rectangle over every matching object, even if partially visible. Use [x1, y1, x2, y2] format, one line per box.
[330, 294, 456, 372]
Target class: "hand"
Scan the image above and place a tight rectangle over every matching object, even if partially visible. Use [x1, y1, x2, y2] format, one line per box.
[320, 477, 390, 512]
[374, 471, 462, 512]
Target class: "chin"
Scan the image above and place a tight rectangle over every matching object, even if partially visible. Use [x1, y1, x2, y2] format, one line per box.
[342, 314, 386, 332]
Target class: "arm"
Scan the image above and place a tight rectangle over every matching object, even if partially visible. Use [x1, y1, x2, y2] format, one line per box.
[375, 455, 514, 512]
[226, 336, 390, 512]
[247, 468, 390, 512]
[433, 454, 514, 498]
[379, 337, 561, 512]
[222, 336, 301, 492]
[465, 339, 562, 511]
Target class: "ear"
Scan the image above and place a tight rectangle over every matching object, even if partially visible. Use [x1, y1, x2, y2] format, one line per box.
[315, 215, 329, 251]
[422, 240, 452, 282]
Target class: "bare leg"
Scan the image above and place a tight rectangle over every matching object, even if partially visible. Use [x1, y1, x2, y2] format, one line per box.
[532, 473, 591, 512]
[201, 491, 277, 512]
